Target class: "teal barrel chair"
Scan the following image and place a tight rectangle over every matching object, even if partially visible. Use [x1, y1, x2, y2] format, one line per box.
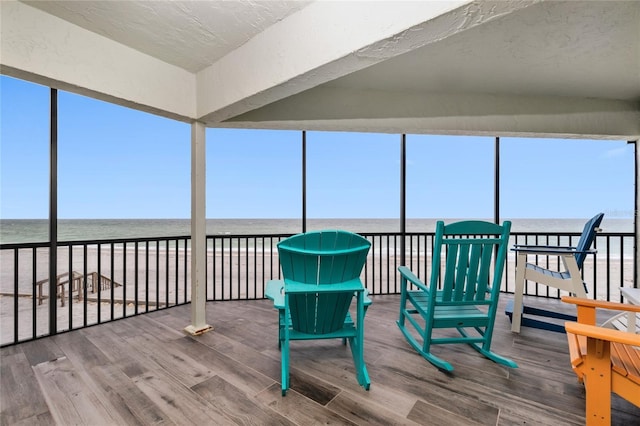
[265, 230, 372, 395]
[397, 220, 517, 372]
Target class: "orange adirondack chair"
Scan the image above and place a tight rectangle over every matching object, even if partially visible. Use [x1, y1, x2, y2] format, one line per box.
[562, 296, 640, 425]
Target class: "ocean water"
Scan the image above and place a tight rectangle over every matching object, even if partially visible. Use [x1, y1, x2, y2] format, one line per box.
[0, 217, 633, 245]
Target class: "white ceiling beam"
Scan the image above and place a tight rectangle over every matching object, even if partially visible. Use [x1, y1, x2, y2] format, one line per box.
[197, 0, 540, 123]
[1, 0, 196, 121]
[221, 87, 640, 140]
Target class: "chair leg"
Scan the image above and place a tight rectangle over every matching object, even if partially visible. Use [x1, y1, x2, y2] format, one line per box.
[474, 343, 518, 368]
[278, 309, 285, 349]
[511, 253, 526, 333]
[347, 336, 371, 390]
[584, 339, 612, 425]
[459, 326, 518, 369]
[396, 319, 454, 372]
[281, 338, 289, 396]
[397, 293, 455, 372]
[281, 304, 290, 396]
[347, 292, 371, 390]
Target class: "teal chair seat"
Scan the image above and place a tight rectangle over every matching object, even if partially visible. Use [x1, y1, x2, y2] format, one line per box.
[265, 230, 371, 395]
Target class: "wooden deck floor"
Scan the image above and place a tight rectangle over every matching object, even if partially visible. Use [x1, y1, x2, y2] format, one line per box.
[1, 294, 639, 425]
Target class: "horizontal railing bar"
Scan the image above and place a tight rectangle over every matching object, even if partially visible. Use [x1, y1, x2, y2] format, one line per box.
[1, 231, 634, 250]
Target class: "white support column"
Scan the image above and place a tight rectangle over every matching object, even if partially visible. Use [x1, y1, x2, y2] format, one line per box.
[185, 121, 212, 336]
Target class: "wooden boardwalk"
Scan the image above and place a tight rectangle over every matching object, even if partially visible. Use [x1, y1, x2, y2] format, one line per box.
[1, 295, 639, 425]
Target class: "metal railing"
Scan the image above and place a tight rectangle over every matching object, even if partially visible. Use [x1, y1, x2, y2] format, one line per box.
[0, 230, 634, 346]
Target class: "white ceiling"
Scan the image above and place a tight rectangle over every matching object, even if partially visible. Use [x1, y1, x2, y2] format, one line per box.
[222, 0, 640, 138]
[7, 0, 640, 139]
[327, 1, 639, 101]
[23, 0, 311, 73]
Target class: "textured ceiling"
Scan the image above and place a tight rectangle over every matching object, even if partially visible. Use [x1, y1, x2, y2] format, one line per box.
[9, 0, 640, 139]
[326, 0, 640, 101]
[23, 0, 311, 72]
[22, 0, 640, 102]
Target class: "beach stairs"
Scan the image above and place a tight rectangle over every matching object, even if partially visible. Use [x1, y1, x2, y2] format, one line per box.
[36, 271, 122, 307]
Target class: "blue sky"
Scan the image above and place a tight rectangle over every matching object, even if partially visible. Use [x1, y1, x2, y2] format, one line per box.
[1, 74, 635, 220]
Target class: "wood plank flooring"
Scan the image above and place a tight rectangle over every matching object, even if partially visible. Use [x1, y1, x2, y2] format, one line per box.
[2, 295, 639, 425]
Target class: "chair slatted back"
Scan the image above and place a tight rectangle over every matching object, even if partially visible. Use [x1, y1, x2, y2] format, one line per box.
[278, 230, 370, 335]
[574, 213, 604, 270]
[431, 220, 511, 305]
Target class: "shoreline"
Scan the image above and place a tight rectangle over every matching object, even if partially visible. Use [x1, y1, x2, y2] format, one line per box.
[1, 218, 635, 246]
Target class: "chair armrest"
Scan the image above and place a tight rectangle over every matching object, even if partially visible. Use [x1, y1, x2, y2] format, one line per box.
[562, 296, 640, 327]
[511, 245, 595, 256]
[265, 279, 285, 309]
[398, 266, 429, 293]
[562, 296, 640, 313]
[513, 244, 576, 250]
[565, 322, 640, 347]
[267, 279, 370, 309]
[363, 288, 372, 307]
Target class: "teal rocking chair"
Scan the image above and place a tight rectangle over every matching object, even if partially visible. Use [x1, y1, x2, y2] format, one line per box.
[397, 220, 517, 372]
[265, 230, 372, 396]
